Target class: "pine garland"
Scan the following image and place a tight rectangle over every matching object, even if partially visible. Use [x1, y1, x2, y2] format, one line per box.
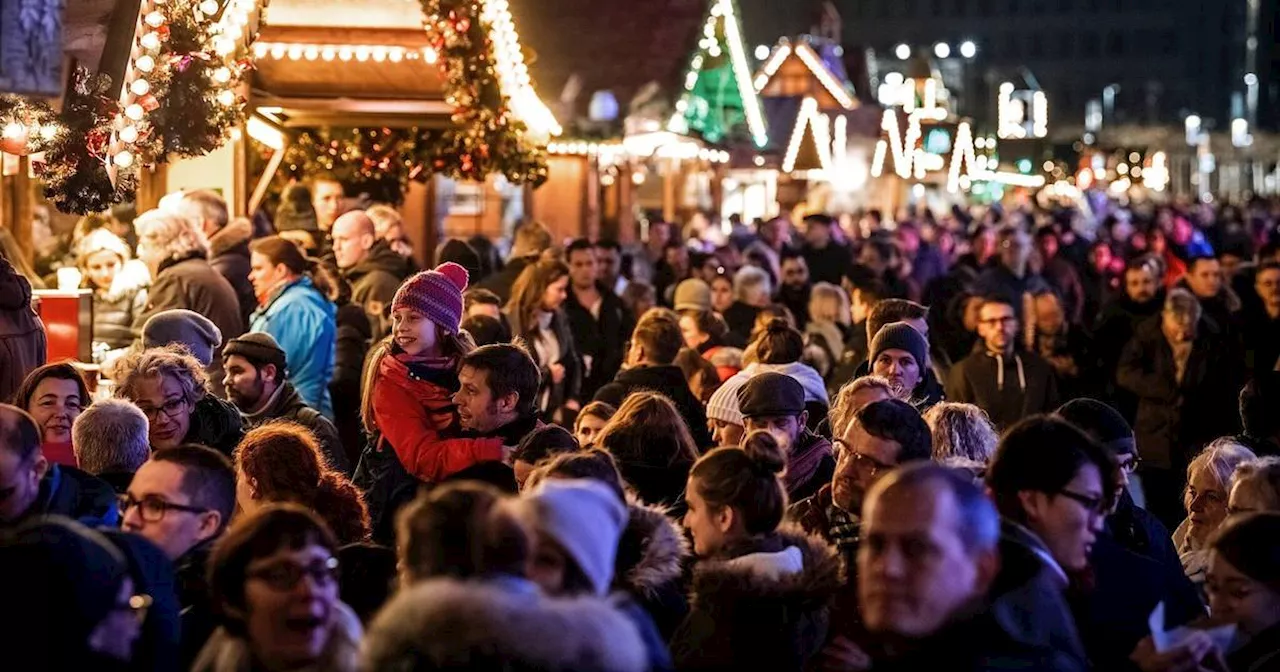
[37, 69, 140, 214]
[421, 0, 548, 186]
[277, 127, 430, 205]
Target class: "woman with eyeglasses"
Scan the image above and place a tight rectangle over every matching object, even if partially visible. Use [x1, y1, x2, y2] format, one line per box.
[1175, 440, 1257, 592]
[197, 504, 361, 672]
[1131, 513, 1280, 672]
[110, 344, 246, 455]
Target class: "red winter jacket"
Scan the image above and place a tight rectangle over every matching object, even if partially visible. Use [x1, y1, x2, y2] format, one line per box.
[371, 354, 503, 482]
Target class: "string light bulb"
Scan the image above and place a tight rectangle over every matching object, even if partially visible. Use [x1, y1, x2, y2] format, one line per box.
[125, 104, 145, 121]
[140, 31, 161, 49]
[217, 89, 236, 106]
[119, 125, 139, 143]
[113, 150, 134, 168]
[2, 122, 23, 138]
[130, 78, 150, 95]
[135, 55, 155, 72]
[145, 11, 165, 27]
[213, 67, 231, 83]
[199, 0, 219, 15]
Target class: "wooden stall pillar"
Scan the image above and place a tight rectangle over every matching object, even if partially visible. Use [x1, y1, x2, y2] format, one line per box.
[616, 159, 636, 245]
[12, 155, 33, 261]
[661, 159, 676, 222]
[135, 163, 169, 213]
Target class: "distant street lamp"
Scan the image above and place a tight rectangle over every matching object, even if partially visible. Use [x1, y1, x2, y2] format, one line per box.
[934, 42, 951, 58]
[895, 43, 911, 59]
[959, 41, 977, 58]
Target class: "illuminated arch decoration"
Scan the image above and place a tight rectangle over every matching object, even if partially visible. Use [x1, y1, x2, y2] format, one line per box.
[781, 97, 834, 173]
[668, 0, 768, 148]
[753, 40, 856, 110]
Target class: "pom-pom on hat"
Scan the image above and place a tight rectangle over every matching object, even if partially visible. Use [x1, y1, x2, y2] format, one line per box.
[391, 262, 470, 333]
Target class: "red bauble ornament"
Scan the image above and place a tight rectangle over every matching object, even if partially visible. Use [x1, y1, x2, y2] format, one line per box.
[0, 135, 31, 155]
[139, 94, 160, 111]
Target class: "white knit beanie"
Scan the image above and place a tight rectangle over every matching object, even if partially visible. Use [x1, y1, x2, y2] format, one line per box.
[706, 374, 747, 427]
[523, 479, 626, 597]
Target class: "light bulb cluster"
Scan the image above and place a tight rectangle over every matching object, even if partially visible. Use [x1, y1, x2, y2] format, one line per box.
[478, 0, 561, 139]
[669, 0, 768, 148]
[546, 140, 729, 164]
[253, 41, 440, 64]
[107, 0, 168, 176]
[998, 82, 1049, 140]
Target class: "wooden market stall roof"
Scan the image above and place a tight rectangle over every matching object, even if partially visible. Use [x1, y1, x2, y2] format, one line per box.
[510, 0, 707, 124]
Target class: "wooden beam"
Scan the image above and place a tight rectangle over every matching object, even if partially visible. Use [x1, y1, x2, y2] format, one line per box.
[14, 157, 34, 263]
[97, 0, 142, 91]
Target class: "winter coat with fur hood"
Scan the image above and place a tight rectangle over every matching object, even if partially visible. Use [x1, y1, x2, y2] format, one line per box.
[613, 496, 691, 640]
[670, 526, 842, 671]
[360, 575, 650, 672]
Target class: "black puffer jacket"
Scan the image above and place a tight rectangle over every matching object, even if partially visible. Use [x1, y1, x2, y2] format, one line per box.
[183, 396, 247, 456]
[670, 527, 841, 671]
[91, 284, 147, 349]
[345, 240, 413, 340]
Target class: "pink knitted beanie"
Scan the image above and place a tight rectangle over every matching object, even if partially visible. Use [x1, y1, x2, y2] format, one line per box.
[391, 262, 469, 333]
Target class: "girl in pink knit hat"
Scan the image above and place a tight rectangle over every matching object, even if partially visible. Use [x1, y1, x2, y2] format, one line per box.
[360, 262, 505, 487]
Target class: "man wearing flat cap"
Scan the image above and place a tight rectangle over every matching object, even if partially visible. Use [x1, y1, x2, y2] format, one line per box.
[221, 332, 349, 474]
[738, 371, 835, 502]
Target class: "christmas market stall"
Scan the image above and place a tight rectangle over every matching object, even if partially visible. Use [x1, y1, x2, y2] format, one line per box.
[514, 0, 761, 243]
[246, 0, 558, 265]
[1, 0, 264, 363]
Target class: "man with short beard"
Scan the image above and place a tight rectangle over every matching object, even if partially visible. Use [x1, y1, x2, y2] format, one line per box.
[220, 332, 348, 474]
[867, 321, 932, 411]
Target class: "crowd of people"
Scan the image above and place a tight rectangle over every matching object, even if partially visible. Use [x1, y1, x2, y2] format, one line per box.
[2, 180, 1280, 671]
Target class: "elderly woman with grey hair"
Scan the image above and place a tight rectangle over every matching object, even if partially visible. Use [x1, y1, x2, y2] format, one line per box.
[71, 398, 150, 493]
[1174, 438, 1257, 589]
[1229, 456, 1280, 515]
[132, 209, 244, 350]
[923, 402, 998, 477]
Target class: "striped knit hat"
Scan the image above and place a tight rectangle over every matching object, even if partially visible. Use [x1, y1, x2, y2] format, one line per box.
[391, 262, 469, 333]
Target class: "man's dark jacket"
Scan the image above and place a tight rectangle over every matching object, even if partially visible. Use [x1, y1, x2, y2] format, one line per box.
[594, 365, 713, 448]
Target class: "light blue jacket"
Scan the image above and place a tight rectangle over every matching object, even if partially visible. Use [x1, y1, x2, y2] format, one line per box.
[250, 276, 336, 419]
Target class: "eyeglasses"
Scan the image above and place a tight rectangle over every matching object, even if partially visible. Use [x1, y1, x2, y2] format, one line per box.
[119, 494, 209, 523]
[114, 594, 152, 624]
[1115, 456, 1142, 473]
[137, 398, 188, 421]
[1056, 489, 1109, 516]
[979, 316, 1017, 326]
[835, 440, 896, 476]
[247, 556, 340, 592]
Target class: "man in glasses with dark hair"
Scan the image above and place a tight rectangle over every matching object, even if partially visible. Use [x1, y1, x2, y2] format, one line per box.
[946, 294, 1059, 429]
[121, 443, 235, 667]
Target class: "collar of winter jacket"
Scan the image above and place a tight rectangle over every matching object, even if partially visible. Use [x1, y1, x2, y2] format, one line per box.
[1002, 519, 1068, 587]
[157, 250, 207, 275]
[208, 219, 253, 259]
[616, 496, 689, 597]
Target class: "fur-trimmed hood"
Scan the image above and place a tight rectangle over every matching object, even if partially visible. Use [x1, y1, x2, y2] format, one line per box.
[208, 219, 253, 260]
[193, 601, 362, 672]
[688, 525, 842, 613]
[671, 525, 843, 670]
[360, 577, 649, 672]
[614, 496, 689, 599]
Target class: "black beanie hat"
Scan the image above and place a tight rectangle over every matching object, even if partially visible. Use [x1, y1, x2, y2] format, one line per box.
[738, 371, 806, 418]
[869, 322, 929, 370]
[0, 517, 128, 654]
[224, 332, 289, 374]
[1056, 398, 1136, 456]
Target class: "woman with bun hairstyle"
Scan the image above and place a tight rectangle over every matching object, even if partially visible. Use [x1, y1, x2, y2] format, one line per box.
[234, 421, 370, 545]
[356, 263, 506, 537]
[670, 431, 841, 670]
[247, 236, 336, 418]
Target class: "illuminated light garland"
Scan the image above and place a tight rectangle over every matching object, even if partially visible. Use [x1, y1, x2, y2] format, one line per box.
[781, 96, 833, 173]
[1144, 151, 1169, 192]
[871, 109, 920, 179]
[1032, 91, 1048, 138]
[480, 0, 562, 138]
[106, 0, 167, 185]
[792, 43, 856, 109]
[753, 43, 791, 91]
[254, 41, 440, 63]
[947, 121, 978, 193]
[669, 0, 768, 148]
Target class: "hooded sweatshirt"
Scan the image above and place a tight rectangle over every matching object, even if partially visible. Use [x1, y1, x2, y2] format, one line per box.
[946, 344, 1059, 430]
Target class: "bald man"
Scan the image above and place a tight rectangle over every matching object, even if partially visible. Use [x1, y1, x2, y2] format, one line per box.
[333, 210, 412, 339]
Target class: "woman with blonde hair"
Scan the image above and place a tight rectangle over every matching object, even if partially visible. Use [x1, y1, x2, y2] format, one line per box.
[803, 282, 852, 380]
[1175, 438, 1257, 589]
[504, 258, 580, 418]
[923, 402, 998, 475]
[75, 228, 148, 351]
[594, 391, 699, 514]
[132, 208, 244, 348]
[111, 344, 245, 454]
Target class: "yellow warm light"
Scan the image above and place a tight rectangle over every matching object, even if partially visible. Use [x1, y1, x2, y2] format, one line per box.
[669, 0, 768, 147]
[793, 43, 855, 110]
[247, 115, 285, 150]
[947, 122, 977, 193]
[480, 0, 561, 138]
[753, 43, 791, 91]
